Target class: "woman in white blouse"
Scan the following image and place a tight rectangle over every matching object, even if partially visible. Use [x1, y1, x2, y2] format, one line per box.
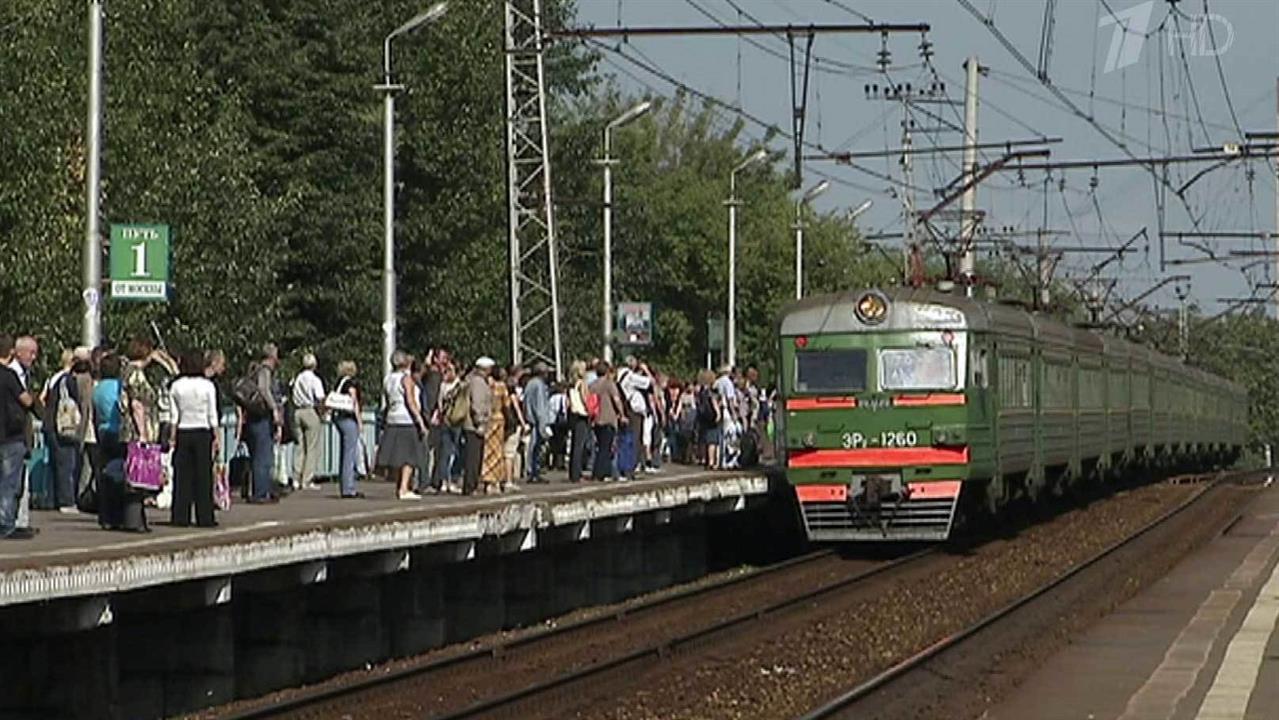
[169, 351, 221, 527]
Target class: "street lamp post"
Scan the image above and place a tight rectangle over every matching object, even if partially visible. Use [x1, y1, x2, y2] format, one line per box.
[601, 100, 652, 364]
[376, 2, 448, 377]
[83, 0, 105, 348]
[793, 180, 830, 300]
[725, 148, 768, 369]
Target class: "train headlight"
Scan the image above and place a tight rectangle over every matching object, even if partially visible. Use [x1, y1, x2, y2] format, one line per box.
[855, 291, 889, 325]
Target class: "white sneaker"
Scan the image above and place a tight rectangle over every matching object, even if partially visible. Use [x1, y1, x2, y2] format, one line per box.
[59, 506, 79, 515]
[398, 491, 422, 501]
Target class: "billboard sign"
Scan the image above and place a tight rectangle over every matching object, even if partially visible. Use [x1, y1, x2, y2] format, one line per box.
[616, 301, 653, 346]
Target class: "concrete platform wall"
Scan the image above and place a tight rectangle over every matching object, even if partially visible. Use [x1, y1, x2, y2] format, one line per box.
[0, 503, 786, 720]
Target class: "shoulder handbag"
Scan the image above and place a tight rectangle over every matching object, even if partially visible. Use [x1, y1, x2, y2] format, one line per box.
[326, 378, 356, 414]
[76, 476, 97, 515]
[229, 443, 252, 500]
[125, 441, 165, 493]
[447, 383, 471, 427]
[55, 376, 82, 441]
[122, 381, 165, 493]
[231, 367, 270, 417]
[213, 460, 232, 511]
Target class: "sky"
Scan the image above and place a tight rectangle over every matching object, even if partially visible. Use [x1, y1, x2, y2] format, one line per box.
[573, 0, 1279, 316]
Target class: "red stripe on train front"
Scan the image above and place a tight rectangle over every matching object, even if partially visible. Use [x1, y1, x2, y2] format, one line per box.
[793, 480, 963, 503]
[786, 396, 858, 411]
[892, 393, 966, 407]
[795, 485, 848, 502]
[787, 446, 970, 468]
[907, 480, 962, 499]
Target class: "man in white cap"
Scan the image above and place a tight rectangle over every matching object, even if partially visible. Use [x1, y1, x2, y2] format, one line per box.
[461, 356, 494, 495]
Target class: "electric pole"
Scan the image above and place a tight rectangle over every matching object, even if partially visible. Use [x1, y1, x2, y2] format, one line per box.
[1175, 282, 1189, 360]
[1273, 76, 1279, 320]
[901, 112, 917, 285]
[959, 56, 983, 290]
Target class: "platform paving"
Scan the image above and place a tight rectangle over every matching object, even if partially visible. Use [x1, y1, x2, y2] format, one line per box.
[987, 481, 1279, 720]
[0, 465, 768, 608]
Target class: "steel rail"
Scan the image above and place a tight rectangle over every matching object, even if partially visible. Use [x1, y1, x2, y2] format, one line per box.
[218, 546, 862, 720]
[430, 548, 936, 720]
[795, 470, 1249, 720]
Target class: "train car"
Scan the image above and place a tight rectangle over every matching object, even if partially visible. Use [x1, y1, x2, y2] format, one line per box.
[775, 287, 1248, 542]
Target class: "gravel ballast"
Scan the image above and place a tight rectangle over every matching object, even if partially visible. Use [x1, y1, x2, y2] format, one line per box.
[572, 482, 1250, 720]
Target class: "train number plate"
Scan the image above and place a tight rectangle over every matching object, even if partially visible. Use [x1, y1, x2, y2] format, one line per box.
[841, 431, 920, 449]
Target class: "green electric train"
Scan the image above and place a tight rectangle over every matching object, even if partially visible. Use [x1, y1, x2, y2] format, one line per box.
[775, 287, 1248, 542]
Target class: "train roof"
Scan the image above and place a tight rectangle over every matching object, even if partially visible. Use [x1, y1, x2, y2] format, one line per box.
[778, 287, 1245, 396]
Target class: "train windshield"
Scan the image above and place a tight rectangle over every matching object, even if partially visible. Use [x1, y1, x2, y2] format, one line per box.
[879, 347, 957, 391]
[795, 349, 867, 393]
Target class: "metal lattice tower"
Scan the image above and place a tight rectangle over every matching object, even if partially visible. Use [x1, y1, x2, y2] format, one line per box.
[503, 0, 563, 375]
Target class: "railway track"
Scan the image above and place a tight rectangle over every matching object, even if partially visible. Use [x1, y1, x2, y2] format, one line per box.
[217, 545, 931, 720]
[216, 471, 1258, 720]
[794, 469, 1256, 720]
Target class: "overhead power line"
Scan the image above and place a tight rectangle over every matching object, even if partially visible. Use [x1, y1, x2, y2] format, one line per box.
[986, 69, 1238, 135]
[954, 0, 1210, 238]
[546, 22, 930, 38]
[679, 0, 878, 78]
[585, 37, 936, 196]
[592, 47, 885, 197]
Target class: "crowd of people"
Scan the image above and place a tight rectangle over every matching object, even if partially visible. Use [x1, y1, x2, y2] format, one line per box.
[375, 350, 774, 500]
[0, 331, 774, 541]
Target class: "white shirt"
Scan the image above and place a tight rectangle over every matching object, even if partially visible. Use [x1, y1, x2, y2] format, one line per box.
[169, 376, 220, 430]
[291, 369, 325, 408]
[383, 371, 413, 426]
[619, 369, 652, 415]
[714, 375, 738, 424]
[8, 359, 28, 389]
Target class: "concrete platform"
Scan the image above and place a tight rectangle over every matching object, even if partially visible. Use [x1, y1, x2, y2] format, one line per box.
[0, 466, 768, 609]
[987, 481, 1279, 720]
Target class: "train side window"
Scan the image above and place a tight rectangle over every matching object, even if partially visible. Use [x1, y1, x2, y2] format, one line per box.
[972, 348, 989, 388]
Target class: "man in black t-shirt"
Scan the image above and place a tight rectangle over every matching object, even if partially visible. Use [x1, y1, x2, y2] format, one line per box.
[0, 334, 37, 539]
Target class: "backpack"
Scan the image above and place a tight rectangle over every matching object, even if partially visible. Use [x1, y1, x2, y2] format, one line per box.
[231, 367, 270, 418]
[586, 388, 601, 422]
[696, 388, 717, 424]
[447, 382, 471, 427]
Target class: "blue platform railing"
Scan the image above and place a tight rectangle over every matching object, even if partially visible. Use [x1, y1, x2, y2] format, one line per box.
[215, 410, 381, 481]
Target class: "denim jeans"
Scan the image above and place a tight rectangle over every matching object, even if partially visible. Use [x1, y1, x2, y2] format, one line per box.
[415, 427, 434, 493]
[335, 416, 360, 497]
[431, 427, 459, 488]
[0, 440, 25, 535]
[527, 424, 546, 481]
[54, 439, 80, 508]
[244, 417, 275, 500]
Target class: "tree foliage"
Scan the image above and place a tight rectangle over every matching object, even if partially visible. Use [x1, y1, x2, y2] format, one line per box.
[1, 0, 893, 387]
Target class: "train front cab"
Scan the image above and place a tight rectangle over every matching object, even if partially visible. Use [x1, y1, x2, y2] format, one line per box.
[778, 290, 980, 543]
